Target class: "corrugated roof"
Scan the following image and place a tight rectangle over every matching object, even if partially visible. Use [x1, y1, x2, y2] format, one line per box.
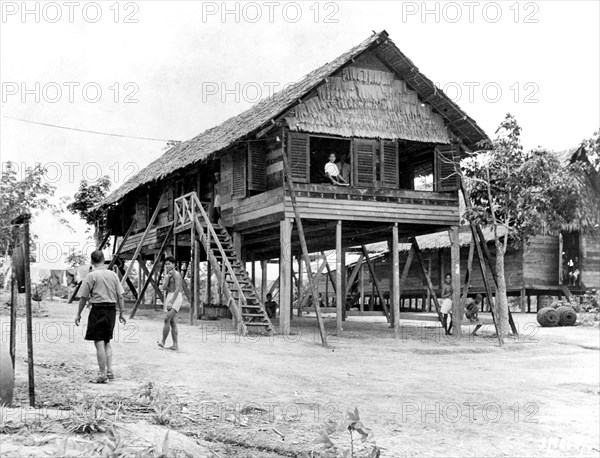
[100, 30, 489, 208]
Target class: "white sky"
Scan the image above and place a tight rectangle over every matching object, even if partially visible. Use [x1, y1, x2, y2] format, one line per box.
[1, 1, 598, 265]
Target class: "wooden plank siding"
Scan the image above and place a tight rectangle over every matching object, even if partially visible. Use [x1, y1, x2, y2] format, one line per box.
[284, 184, 458, 226]
[523, 235, 559, 287]
[581, 235, 600, 288]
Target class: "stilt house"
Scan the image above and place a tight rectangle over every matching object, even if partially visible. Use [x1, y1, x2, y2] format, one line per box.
[97, 30, 489, 334]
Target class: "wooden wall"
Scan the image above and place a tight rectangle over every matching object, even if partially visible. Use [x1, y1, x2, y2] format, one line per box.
[581, 234, 600, 288]
[523, 235, 559, 287]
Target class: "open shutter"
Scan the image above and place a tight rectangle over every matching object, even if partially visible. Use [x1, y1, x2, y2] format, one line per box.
[381, 140, 399, 188]
[435, 144, 460, 191]
[287, 132, 309, 183]
[232, 149, 247, 198]
[135, 193, 148, 232]
[354, 139, 376, 186]
[166, 186, 174, 222]
[248, 141, 267, 191]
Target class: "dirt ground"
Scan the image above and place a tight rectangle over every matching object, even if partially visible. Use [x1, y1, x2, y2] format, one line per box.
[1, 299, 599, 457]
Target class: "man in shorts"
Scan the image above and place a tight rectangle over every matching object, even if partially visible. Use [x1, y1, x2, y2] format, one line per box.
[75, 250, 126, 384]
[158, 256, 183, 351]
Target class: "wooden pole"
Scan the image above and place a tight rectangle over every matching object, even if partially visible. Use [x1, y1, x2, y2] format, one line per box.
[261, 259, 267, 303]
[194, 232, 201, 319]
[336, 221, 343, 334]
[21, 216, 35, 406]
[9, 269, 17, 368]
[206, 261, 212, 305]
[392, 223, 400, 337]
[297, 255, 303, 317]
[449, 226, 462, 336]
[359, 264, 365, 312]
[190, 204, 196, 325]
[280, 218, 292, 335]
[281, 148, 328, 346]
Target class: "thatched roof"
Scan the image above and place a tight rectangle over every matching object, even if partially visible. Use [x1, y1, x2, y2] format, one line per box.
[100, 30, 489, 208]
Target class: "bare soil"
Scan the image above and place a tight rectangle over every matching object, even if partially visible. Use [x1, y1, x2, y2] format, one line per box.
[1, 299, 599, 457]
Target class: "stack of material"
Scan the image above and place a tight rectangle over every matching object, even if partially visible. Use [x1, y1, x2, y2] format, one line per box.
[537, 307, 560, 327]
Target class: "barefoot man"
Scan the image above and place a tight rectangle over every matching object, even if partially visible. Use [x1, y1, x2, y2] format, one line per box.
[158, 256, 183, 351]
[75, 250, 126, 384]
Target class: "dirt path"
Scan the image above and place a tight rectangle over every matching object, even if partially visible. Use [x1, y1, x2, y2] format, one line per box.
[1, 301, 599, 457]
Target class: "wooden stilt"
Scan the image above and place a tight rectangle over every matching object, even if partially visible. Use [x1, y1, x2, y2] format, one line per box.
[261, 259, 268, 303]
[297, 255, 303, 317]
[359, 264, 365, 312]
[280, 218, 292, 335]
[392, 223, 400, 337]
[449, 226, 462, 336]
[336, 221, 343, 334]
[281, 147, 328, 345]
[206, 261, 212, 305]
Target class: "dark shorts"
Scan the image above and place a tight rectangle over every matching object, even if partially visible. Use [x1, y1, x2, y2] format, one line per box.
[85, 304, 117, 342]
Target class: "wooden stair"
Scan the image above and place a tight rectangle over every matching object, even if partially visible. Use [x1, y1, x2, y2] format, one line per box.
[174, 192, 273, 335]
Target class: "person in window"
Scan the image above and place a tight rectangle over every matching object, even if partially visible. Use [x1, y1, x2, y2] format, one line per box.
[337, 153, 351, 184]
[324, 153, 349, 186]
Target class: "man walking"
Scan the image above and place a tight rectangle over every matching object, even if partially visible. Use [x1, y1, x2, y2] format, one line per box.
[75, 250, 126, 384]
[158, 256, 183, 351]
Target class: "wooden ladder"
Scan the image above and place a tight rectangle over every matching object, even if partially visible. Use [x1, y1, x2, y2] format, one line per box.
[174, 192, 273, 335]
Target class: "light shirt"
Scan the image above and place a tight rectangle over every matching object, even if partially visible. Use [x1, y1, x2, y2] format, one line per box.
[79, 266, 124, 304]
[325, 162, 340, 177]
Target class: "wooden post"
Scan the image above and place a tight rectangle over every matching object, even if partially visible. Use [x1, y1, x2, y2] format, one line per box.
[233, 232, 242, 262]
[206, 261, 212, 305]
[426, 258, 432, 311]
[261, 260, 268, 303]
[336, 221, 343, 334]
[341, 246, 347, 322]
[281, 147, 328, 345]
[280, 218, 292, 335]
[392, 224, 400, 337]
[9, 271, 17, 367]
[359, 264, 365, 312]
[20, 216, 35, 406]
[297, 255, 303, 317]
[520, 288, 527, 313]
[449, 226, 462, 336]
[190, 205, 196, 325]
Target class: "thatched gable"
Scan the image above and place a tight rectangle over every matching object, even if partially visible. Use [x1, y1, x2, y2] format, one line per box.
[100, 30, 488, 208]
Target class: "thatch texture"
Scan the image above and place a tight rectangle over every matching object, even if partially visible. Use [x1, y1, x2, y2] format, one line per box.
[100, 30, 488, 208]
[285, 67, 450, 142]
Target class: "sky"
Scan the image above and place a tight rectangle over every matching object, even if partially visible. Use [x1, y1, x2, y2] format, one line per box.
[1, 0, 599, 266]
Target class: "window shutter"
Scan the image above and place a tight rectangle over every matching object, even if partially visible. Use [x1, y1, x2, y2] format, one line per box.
[287, 132, 309, 183]
[435, 144, 460, 191]
[248, 141, 267, 191]
[354, 139, 376, 186]
[232, 149, 247, 198]
[167, 186, 174, 221]
[135, 194, 148, 231]
[381, 140, 399, 188]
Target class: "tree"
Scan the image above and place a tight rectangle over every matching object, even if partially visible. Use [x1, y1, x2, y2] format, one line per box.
[67, 176, 111, 245]
[0, 162, 55, 257]
[463, 114, 588, 338]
